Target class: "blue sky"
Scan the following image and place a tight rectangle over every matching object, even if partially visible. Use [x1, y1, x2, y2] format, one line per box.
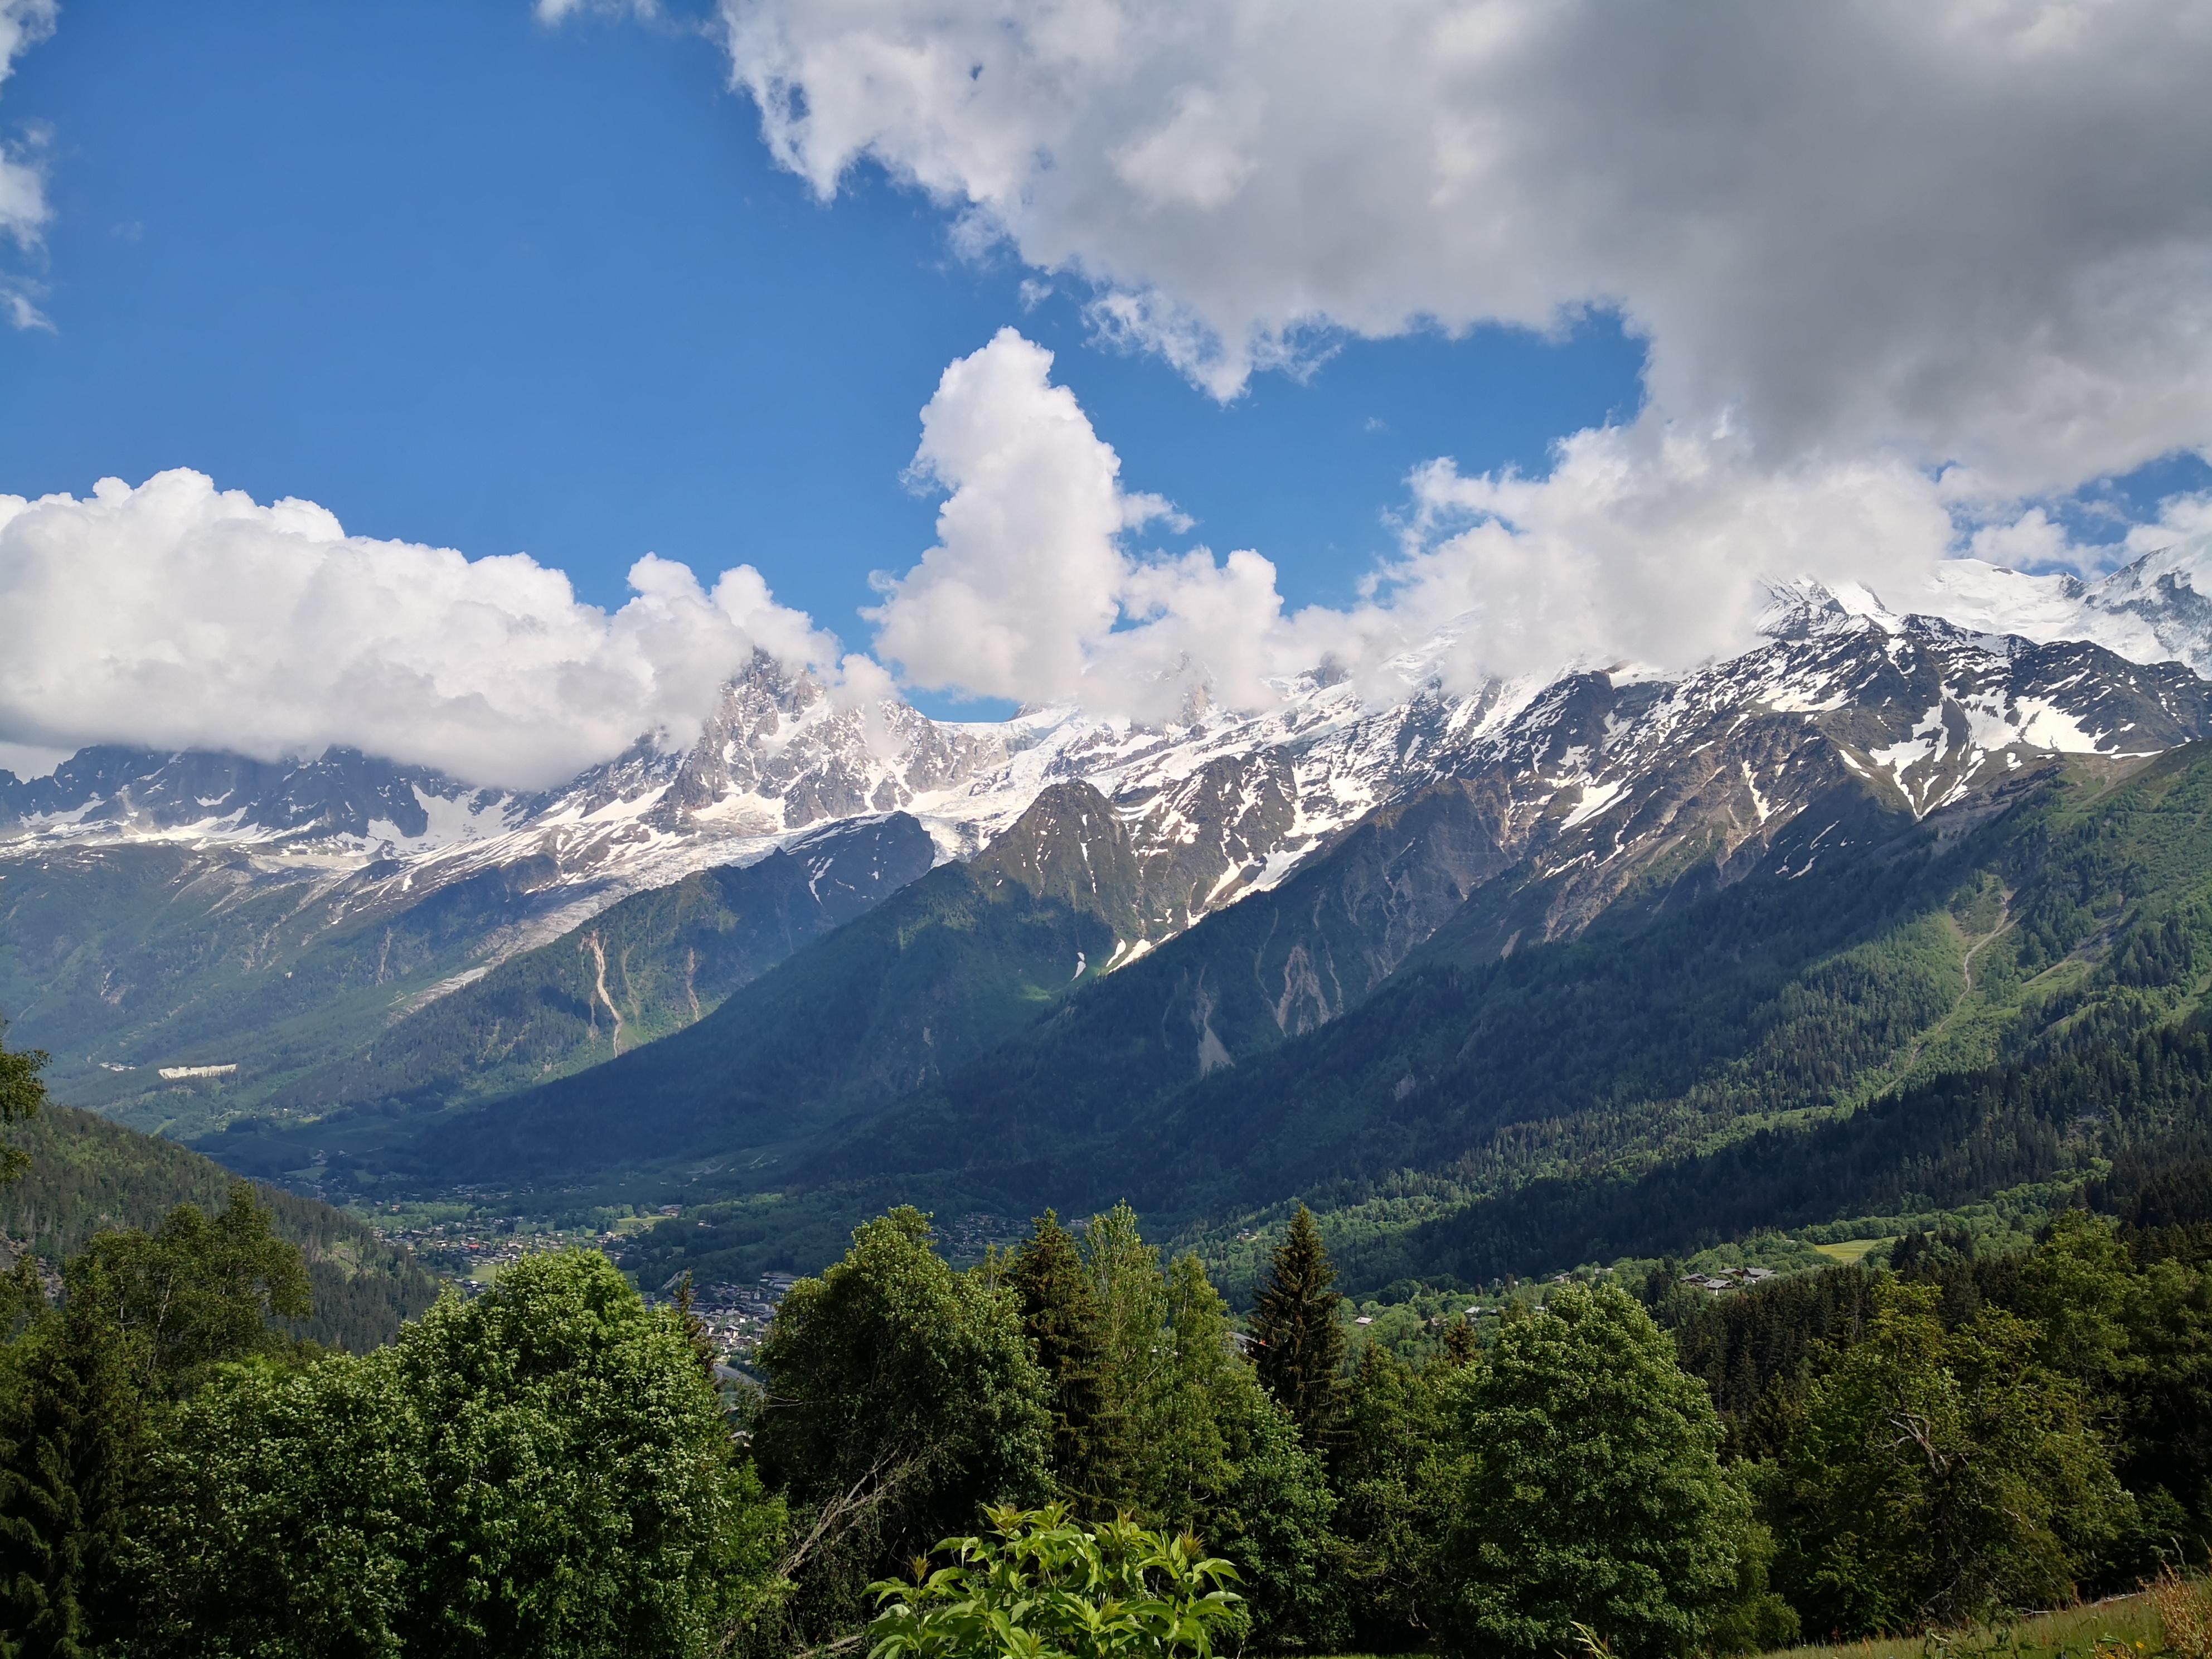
[1, 0, 2208, 785]
[0, 0, 1642, 711]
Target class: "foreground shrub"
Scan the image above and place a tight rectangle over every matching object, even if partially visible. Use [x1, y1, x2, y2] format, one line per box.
[865, 1503, 1246, 1658]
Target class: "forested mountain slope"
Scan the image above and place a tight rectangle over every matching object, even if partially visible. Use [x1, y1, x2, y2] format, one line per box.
[214, 616, 2212, 1307]
[339, 617, 2205, 1193]
[646, 739, 2212, 1290]
[16, 550, 2211, 1151]
[1, 1100, 436, 1351]
[0, 638, 1530, 1130]
[26, 562, 2212, 1294]
[1138, 741, 2212, 1280]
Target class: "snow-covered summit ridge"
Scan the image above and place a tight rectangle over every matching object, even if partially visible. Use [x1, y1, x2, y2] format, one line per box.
[8, 537, 2212, 985]
[0, 639, 1539, 977]
[1752, 536, 2212, 680]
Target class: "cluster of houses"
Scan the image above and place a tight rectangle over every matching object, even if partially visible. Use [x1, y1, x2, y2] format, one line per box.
[1680, 1264, 1779, 1294]
[678, 1272, 802, 1371]
[368, 1207, 816, 1365]
[371, 1215, 589, 1290]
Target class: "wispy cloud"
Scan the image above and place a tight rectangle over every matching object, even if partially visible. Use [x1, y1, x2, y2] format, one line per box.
[0, 1, 56, 326]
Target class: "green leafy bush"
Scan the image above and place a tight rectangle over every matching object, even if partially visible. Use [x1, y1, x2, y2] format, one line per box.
[865, 1503, 1246, 1659]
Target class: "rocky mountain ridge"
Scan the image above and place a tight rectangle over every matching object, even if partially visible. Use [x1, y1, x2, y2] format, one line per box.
[9, 541, 2212, 1131]
[265, 575, 2212, 1210]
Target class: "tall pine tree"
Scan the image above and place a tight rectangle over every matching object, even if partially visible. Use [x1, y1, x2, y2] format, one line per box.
[1250, 1205, 1345, 1453]
[1007, 1210, 1105, 1502]
[0, 1297, 146, 1657]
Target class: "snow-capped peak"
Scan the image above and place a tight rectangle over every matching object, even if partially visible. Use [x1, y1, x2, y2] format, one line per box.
[1922, 535, 2212, 678]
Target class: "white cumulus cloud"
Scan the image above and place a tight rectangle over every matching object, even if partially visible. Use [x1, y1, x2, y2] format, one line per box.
[869, 328, 1326, 721]
[1381, 423, 1968, 682]
[715, 0, 2212, 497]
[0, 470, 835, 789]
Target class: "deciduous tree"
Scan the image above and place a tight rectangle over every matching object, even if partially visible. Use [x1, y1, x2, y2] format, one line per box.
[1773, 1279, 2128, 1634]
[130, 1249, 783, 1658]
[70, 1186, 311, 1393]
[753, 1207, 1049, 1636]
[1437, 1284, 1749, 1659]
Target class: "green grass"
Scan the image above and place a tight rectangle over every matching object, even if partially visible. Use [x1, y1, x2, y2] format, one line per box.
[1762, 1589, 2165, 1659]
[1811, 1236, 1892, 1265]
[1305, 1588, 2172, 1659]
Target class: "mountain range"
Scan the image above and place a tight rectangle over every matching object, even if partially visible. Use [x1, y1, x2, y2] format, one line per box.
[11, 545, 2212, 1288]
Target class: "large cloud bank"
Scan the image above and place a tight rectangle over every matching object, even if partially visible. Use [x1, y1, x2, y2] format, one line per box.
[719, 0, 2212, 497]
[0, 472, 832, 789]
[8, 335, 2206, 786]
[700, 0, 2212, 706]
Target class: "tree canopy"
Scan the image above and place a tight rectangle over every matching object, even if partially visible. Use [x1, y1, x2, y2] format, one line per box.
[1773, 1278, 2129, 1633]
[1438, 1284, 1753, 1659]
[752, 1206, 1051, 1638]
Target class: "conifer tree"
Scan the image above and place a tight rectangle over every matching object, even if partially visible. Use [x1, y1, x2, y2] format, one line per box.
[0, 1298, 145, 1656]
[1443, 1315, 1478, 1366]
[1007, 1210, 1105, 1500]
[1250, 1205, 1345, 1451]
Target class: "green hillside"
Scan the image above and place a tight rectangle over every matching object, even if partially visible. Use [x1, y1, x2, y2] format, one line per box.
[1, 1100, 438, 1352]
